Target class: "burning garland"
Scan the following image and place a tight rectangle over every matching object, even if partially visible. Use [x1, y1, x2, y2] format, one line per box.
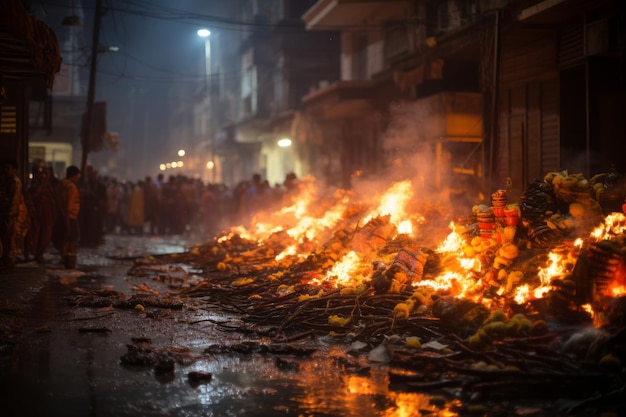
[126, 170, 626, 361]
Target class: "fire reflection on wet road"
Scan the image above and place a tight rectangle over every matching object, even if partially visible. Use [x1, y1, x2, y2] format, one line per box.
[1, 235, 459, 417]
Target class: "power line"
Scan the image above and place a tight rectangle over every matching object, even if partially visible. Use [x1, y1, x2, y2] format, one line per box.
[42, 0, 399, 33]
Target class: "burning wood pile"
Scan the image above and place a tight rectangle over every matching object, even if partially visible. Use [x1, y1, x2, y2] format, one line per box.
[127, 171, 626, 410]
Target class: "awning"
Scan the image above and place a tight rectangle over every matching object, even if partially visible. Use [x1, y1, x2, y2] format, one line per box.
[393, 59, 444, 92]
[302, 80, 376, 120]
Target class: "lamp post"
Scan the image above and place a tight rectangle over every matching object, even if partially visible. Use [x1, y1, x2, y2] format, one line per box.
[197, 28, 215, 182]
[81, 0, 104, 181]
[197, 29, 211, 91]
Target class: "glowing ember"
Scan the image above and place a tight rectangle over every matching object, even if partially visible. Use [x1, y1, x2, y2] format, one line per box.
[536, 252, 567, 294]
[514, 284, 530, 305]
[362, 180, 414, 228]
[323, 251, 366, 286]
[284, 197, 348, 242]
[590, 212, 626, 241]
[437, 223, 465, 254]
[217, 171, 626, 321]
[611, 285, 626, 297]
[396, 220, 413, 235]
[275, 244, 297, 261]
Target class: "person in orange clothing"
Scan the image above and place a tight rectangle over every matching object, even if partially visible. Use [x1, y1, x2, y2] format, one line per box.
[53, 165, 81, 268]
[0, 159, 29, 268]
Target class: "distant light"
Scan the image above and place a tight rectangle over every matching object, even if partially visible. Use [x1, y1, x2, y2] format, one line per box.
[166, 163, 171, 169]
[178, 149, 186, 157]
[171, 162, 178, 168]
[177, 161, 184, 167]
[206, 161, 214, 169]
[159, 164, 166, 171]
[197, 29, 211, 38]
[108, 46, 119, 52]
[277, 138, 292, 147]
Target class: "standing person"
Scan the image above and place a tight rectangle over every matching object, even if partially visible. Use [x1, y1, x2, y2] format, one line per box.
[201, 183, 220, 239]
[142, 176, 158, 235]
[244, 173, 263, 219]
[27, 160, 56, 264]
[127, 181, 145, 235]
[54, 165, 81, 269]
[160, 175, 177, 235]
[0, 159, 29, 268]
[79, 166, 107, 247]
[90, 170, 108, 245]
[154, 173, 165, 234]
[118, 181, 131, 234]
[106, 178, 122, 233]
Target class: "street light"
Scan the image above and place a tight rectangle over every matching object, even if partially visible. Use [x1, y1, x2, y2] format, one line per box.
[197, 28, 215, 182]
[197, 28, 211, 89]
[277, 138, 292, 148]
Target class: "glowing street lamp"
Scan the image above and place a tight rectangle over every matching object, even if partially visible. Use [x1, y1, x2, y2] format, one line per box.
[277, 138, 292, 147]
[178, 149, 186, 157]
[197, 28, 211, 87]
[197, 28, 211, 38]
[197, 28, 216, 183]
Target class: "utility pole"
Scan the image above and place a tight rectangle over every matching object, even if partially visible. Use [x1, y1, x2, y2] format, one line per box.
[81, 0, 103, 180]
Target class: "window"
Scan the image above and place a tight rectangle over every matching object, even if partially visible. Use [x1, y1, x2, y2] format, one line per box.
[385, 24, 409, 59]
[352, 32, 368, 81]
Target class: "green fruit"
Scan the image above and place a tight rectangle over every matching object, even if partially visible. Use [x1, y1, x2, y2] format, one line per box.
[483, 321, 506, 338]
[484, 309, 507, 324]
[517, 318, 533, 335]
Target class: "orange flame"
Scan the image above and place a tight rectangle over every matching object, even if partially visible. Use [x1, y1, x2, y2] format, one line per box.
[363, 180, 414, 236]
[322, 251, 370, 287]
[222, 175, 626, 315]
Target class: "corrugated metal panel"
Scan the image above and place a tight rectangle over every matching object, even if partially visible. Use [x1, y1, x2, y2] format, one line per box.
[499, 77, 559, 197]
[501, 33, 557, 86]
[540, 78, 559, 172]
[508, 86, 526, 198]
[495, 90, 509, 185]
[558, 21, 584, 70]
[527, 82, 541, 180]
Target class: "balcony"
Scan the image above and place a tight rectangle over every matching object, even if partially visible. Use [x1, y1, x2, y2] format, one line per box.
[303, 0, 409, 29]
[302, 80, 375, 120]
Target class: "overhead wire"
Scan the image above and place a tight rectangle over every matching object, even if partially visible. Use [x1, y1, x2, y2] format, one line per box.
[43, 0, 401, 32]
[39, 0, 380, 89]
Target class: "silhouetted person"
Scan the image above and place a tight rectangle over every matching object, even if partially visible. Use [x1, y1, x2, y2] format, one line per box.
[53, 165, 81, 269]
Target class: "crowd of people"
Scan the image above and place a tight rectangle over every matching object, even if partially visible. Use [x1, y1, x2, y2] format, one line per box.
[0, 157, 300, 269]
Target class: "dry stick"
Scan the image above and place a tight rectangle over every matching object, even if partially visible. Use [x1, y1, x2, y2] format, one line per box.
[450, 333, 482, 355]
[170, 281, 212, 295]
[276, 298, 315, 335]
[70, 311, 117, 321]
[187, 317, 229, 325]
[390, 314, 398, 332]
[272, 329, 317, 343]
[496, 344, 582, 372]
[565, 386, 626, 414]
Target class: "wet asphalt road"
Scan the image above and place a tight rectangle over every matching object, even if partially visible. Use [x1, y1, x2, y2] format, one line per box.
[0, 234, 454, 417]
[5, 234, 623, 417]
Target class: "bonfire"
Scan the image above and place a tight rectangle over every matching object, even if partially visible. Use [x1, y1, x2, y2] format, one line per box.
[71, 170, 626, 411]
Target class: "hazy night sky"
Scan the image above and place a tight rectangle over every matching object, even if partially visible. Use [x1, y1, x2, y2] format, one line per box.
[36, 0, 240, 180]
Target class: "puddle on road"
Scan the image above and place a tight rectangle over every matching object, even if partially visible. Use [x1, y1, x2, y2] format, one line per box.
[3, 305, 459, 417]
[2, 236, 460, 416]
